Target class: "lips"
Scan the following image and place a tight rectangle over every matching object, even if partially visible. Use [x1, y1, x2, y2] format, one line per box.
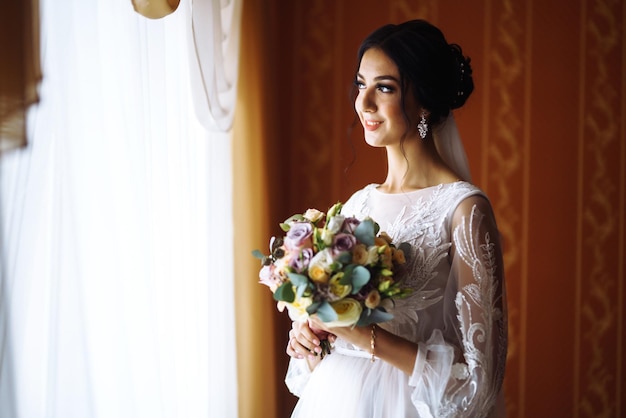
[363, 119, 382, 131]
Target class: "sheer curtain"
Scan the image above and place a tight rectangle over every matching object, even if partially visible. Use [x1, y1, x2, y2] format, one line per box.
[0, 1, 238, 417]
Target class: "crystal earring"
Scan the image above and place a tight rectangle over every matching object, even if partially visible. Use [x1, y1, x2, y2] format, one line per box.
[417, 111, 428, 139]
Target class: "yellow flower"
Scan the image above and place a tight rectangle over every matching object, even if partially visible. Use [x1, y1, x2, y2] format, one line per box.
[324, 298, 363, 327]
[365, 290, 381, 309]
[286, 296, 313, 322]
[309, 265, 329, 283]
[309, 248, 333, 283]
[329, 273, 351, 299]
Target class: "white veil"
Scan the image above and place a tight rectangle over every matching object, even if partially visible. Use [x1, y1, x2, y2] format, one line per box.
[433, 113, 472, 183]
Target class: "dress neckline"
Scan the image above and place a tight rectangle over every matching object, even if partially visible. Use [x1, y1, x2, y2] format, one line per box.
[371, 181, 464, 196]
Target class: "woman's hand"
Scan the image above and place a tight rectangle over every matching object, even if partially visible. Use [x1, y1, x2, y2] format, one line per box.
[286, 319, 336, 360]
[308, 316, 370, 350]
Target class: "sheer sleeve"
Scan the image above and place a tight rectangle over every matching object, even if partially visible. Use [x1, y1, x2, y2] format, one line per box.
[285, 357, 312, 397]
[408, 195, 507, 417]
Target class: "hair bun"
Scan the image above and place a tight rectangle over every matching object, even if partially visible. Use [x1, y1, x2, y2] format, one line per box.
[449, 44, 474, 109]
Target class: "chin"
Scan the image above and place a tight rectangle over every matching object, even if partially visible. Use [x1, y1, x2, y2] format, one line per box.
[363, 132, 383, 148]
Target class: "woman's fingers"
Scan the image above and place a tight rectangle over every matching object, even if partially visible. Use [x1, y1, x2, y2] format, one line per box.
[286, 322, 321, 358]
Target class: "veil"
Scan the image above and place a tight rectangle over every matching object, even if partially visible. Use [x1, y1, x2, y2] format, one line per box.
[433, 113, 473, 183]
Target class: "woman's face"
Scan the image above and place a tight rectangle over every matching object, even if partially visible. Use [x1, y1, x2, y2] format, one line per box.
[354, 48, 420, 147]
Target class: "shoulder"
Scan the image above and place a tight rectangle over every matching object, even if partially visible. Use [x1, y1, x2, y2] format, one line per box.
[342, 184, 378, 217]
[446, 182, 490, 210]
[447, 182, 498, 229]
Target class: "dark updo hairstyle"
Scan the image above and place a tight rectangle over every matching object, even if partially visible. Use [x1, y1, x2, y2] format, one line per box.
[356, 20, 474, 127]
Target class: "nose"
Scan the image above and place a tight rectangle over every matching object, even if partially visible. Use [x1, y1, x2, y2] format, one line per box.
[355, 87, 376, 113]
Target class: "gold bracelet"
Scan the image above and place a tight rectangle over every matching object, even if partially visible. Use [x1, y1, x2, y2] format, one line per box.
[370, 325, 377, 363]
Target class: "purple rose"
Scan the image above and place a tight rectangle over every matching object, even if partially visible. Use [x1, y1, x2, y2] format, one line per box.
[342, 217, 361, 234]
[332, 233, 357, 255]
[284, 222, 313, 250]
[289, 247, 314, 273]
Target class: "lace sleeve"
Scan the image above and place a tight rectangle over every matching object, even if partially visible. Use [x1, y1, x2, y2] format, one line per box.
[409, 196, 507, 417]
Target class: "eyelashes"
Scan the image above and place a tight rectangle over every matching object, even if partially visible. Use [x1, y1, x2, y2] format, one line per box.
[354, 79, 395, 93]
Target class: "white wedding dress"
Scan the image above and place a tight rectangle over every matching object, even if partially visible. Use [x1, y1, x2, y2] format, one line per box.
[285, 181, 507, 418]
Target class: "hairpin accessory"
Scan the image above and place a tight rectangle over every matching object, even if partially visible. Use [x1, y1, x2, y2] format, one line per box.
[418, 111, 428, 139]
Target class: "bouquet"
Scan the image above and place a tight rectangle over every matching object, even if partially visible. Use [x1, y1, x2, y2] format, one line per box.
[253, 202, 411, 357]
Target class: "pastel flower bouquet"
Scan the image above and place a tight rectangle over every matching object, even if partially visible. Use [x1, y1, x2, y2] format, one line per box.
[253, 202, 411, 357]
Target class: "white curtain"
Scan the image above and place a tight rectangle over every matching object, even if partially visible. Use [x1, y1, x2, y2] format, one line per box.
[0, 1, 238, 417]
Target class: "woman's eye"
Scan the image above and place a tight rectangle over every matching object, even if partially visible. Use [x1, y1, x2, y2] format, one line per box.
[377, 84, 394, 93]
[354, 80, 366, 89]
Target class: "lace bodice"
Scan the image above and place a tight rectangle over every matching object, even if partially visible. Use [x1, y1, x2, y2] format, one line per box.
[339, 182, 485, 344]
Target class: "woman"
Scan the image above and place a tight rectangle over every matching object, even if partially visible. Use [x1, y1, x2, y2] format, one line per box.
[285, 20, 507, 417]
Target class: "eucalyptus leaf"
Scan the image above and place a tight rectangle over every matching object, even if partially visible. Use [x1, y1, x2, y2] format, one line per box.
[306, 301, 321, 315]
[350, 265, 371, 294]
[296, 284, 308, 299]
[356, 307, 394, 326]
[399, 242, 411, 260]
[273, 282, 295, 303]
[251, 249, 266, 259]
[354, 219, 376, 246]
[339, 265, 355, 285]
[337, 251, 352, 264]
[287, 273, 309, 287]
[316, 301, 338, 322]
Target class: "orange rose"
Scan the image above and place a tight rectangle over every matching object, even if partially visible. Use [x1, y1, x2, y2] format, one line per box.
[352, 244, 369, 265]
[365, 290, 381, 309]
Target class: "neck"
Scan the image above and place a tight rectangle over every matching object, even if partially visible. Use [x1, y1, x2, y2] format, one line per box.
[379, 135, 459, 193]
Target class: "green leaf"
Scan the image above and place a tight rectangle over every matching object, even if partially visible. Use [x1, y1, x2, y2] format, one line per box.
[306, 301, 321, 315]
[336, 251, 352, 264]
[287, 273, 309, 287]
[283, 214, 306, 226]
[279, 223, 290, 232]
[316, 301, 338, 322]
[399, 242, 411, 259]
[251, 249, 266, 259]
[354, 219, 376, 246]
[356, 307, 394, 326]
[339, 265, 355, 285]
[349, 265, 371, 293]
[296, 284, 308, 299]
[273, 282, 295, 302]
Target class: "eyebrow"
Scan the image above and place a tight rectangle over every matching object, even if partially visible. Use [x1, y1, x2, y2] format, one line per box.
[356, 73, 400, 83]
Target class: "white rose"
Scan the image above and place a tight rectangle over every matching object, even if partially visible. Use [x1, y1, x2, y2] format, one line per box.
[303, 208, 324, 223]
[323, 298, 363, 328]
[326, 214, 345, 234]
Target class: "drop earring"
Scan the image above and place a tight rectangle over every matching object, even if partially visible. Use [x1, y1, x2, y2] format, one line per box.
[417, 111, 428, 139]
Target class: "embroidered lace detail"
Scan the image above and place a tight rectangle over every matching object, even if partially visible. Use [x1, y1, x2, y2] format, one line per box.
[342, 183, 481, 338]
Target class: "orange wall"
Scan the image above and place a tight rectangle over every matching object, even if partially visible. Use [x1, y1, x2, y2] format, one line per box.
[263, 1, 626, 416]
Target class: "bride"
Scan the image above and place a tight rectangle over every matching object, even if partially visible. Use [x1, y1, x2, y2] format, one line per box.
[285, 19, 508, 418]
